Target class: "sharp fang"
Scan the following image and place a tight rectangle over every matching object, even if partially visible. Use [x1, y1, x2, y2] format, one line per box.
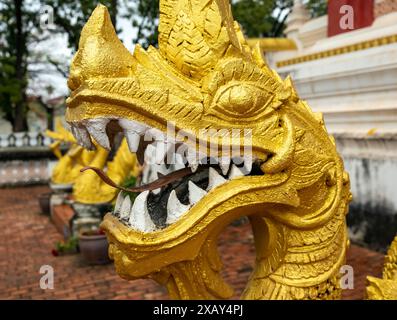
[207, 167, 227, 191]
[156, 164, 170, 176]
[113, 191, 124, 215]
[190, 162, 199, 173]
[119, 119, 148, 153]
[148, 169, 158, 184]
[173, 153, 186, 171]
[144, 144, 157, 163]
[188, 181, 207, 205]
[118, 119, 148, 135]
[129, 190, 156, 233]
[71, 123, 94, 150]
[125, 131, 140, 153]
[119, 195, 132, 220]
[154, 141, 172, 164]
[229, 164, 245, 179]
[145, 128, 164, 141]
[166, 190, 190, 225]
[186, 150, 199, 173]
[219, 157, 231, 175]
[242, 157, 253, 175]
[141, 165, 150, 185]
[85, 119, 111, 150]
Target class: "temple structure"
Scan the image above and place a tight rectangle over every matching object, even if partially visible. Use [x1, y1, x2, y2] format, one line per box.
[255, 0, 397, 250]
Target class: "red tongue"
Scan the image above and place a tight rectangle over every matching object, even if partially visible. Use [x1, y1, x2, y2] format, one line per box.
[80, 166, 193, 193]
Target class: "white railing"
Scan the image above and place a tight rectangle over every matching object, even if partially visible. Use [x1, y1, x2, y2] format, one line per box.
[0, 160, 51, 186]
[0, 132, 52, 148]
[0, 132, 54, 186]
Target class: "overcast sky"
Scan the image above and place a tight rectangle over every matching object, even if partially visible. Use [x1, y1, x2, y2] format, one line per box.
[28, 13, 138, 100]
[27, 2, 290, 100]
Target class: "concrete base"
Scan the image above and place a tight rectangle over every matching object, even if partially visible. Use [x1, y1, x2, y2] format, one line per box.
[335, 133, 397, 251]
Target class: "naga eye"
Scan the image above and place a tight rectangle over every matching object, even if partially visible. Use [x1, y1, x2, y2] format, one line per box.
[209, 83, 274, 120]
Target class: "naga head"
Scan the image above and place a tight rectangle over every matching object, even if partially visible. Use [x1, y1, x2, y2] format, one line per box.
[66, 1, 351, 299]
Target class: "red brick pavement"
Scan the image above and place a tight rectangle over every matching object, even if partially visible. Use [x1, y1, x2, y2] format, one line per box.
[0, 185, 385, 300]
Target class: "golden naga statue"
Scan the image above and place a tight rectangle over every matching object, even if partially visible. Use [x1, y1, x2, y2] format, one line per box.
[46, 118, 96, 185]
[367, 236, 397, 300]
[73, 138, 140, 204]
[65, 1, 352, 299]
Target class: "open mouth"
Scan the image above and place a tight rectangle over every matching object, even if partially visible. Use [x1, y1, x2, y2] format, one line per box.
[69, 117, 262, 233]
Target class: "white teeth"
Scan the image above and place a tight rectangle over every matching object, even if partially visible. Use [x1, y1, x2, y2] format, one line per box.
[144, 144, 157, 163]
[125, 131, 140, 152]
[148, 169, 158, 184]
[119, 195, 132, 220]
[156, 163, 170, 176]
[166, 190, 190, 225]
[231, 157, 252, 174]
[188, 181, 207, 205]
[228, 164, 245, 179]
[85, 119, 111, 150]
[242, 157, 253, 175]
[190, 162, 199, 173]
[172, 153, 186, 171]
[141, 163, 169, 186]
[71, 123, 94, 150]
[141, 165, 150, 185]
[207, 167, 227, 191]
[145, 128, 164, 141]
[219, 157, 231, 175]
[114, 192, 124, 215]
[154, 141, 173, 164]
[129, 190, 156, 233]
[186, 150, 199, 173]
[118, 119, 148, 135]
[119, 119, 148, 153]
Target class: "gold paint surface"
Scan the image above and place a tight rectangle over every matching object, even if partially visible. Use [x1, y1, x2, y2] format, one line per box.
[367, 236, 397, 300]
[247, 38, 297, 52]
[66, 1, 352, 300]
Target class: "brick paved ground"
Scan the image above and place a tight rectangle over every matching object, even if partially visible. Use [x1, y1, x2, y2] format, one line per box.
[0, 185, 385, 300]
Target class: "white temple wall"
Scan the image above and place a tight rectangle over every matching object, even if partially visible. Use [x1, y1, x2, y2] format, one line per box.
[270, 9, 397, 250]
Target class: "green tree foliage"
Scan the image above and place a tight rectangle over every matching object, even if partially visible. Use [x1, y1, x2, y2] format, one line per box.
[41, 0, 119, 51]
[306, 0, 327, 18]
[0, 0, 120, 131]
[0, 0, 35, 131]
[128, 0, 328, 48]
[0, 57, 22, 125]
[232, 0, 293, 38]
[124, 0, 159, 48]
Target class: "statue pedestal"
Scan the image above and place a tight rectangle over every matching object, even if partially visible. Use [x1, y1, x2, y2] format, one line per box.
[52, 204, 75, 240]
[70, 202, 112, 237]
